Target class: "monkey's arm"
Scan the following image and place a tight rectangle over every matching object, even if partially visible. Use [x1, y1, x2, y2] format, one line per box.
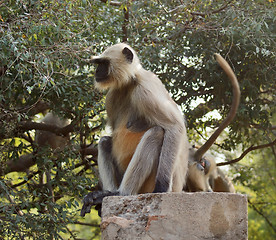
[130, 76, 188, 193]
[80, 136, 122, 217]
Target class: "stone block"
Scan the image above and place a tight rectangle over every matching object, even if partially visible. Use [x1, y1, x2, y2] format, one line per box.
[100, 192, 247, 240]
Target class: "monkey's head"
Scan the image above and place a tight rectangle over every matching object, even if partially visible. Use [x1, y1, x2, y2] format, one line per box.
[91, 43, 142, 90]
[187, 145, 217, 192]
[189, 145, 216, 176]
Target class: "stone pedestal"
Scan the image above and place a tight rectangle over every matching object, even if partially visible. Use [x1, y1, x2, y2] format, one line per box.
[100, 192, 247, 240]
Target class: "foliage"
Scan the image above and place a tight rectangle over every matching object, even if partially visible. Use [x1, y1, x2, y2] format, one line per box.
[232, 145, 276, 240]
[0, 0, 275, 239]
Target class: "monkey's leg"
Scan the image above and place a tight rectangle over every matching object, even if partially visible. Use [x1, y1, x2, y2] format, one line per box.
[153, 127, 186, 193]
[118, 126, 164, 195]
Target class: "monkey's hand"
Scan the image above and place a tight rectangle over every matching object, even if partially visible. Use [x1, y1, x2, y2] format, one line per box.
[80, 190, 119, 217]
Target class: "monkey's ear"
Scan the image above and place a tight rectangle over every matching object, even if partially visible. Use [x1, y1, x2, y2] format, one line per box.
[122, 47, 134, 63]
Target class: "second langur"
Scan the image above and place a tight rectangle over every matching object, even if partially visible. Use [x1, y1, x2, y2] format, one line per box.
[185, 147, 235, 193]
[81, 43, 189, 216]
[186, 148, 217, 192]
[35, 112, 70, 150]
[35, 112, 70, 210]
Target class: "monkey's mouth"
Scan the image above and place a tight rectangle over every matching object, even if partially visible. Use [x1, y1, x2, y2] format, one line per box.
[95, 76, 108, 82]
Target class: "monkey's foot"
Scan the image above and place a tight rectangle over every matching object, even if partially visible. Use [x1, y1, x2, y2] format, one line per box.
[80, 190, 119, 217]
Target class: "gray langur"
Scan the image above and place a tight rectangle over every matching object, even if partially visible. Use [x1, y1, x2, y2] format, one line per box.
[185, 54, 240, 193]
[185, 147, 217, 192]
[185, 147, 235, 193]
[6, 112, 70, 173]
[81, 43, 189, 216]
[35, 112, 70, 209]
[80, 45, 240, 216]
[35, 112, 70, 150]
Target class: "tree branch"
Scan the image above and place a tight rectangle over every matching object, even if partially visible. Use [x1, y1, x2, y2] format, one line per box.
[19, 121, 54, 137]
[0, 119, 75, 141]
[11, 171, 40, 188]
[2, 144, 98, 176]
[217, 139, 276, 166]
[73, 221, 100, 227]
[17, 121, 75, 137]
[79, 144, 98, 157]
[190, 0, 233, 17]
[6, 153, 35, 174]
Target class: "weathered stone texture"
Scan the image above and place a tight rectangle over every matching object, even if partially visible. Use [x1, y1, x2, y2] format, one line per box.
[101, 192, 247, 240]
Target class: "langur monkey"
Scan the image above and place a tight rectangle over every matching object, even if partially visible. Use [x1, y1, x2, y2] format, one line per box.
[186, 53, 240, 193]
[35, 112, 70, 150]
[81, 43, 189, 216]
[80, 44, 240, 216]
[35, 112, 70, 210]
[186, 147, 235, 193]
[6, 112, 70, 173]
[186, 147, 217, 192]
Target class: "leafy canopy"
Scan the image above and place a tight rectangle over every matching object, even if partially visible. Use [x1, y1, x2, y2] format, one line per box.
[0, 0, 275, 239]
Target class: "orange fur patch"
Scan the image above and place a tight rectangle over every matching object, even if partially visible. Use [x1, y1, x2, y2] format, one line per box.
[139, 172, 156, 193]
[112, 125, 145, 171]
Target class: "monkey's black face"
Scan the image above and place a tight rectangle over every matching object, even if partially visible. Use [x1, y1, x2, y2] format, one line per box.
[93, 59, 110, 82]
[196, 158, 211, 175]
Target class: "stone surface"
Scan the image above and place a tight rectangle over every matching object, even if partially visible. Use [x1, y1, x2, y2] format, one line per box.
[100, 192, 247, 240]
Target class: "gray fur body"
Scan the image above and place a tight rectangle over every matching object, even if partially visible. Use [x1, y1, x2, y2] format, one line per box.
[95, 43, 189, 195]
